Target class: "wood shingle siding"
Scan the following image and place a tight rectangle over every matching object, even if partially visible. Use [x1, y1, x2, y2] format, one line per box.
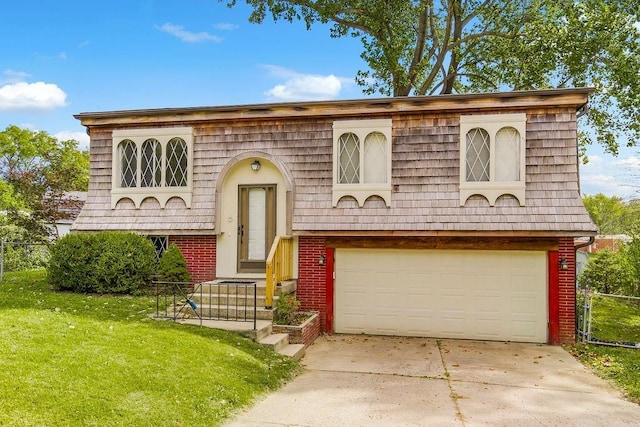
[73, 89, 597, 236]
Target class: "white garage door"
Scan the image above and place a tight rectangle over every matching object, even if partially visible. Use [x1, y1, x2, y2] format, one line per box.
[335, 249, 548, 343]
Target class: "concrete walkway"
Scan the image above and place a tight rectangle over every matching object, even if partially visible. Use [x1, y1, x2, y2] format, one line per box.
[226, 335, 640, 426]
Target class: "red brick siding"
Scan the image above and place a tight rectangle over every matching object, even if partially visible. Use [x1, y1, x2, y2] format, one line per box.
[558, 237, 576, 344]
[296, 237, 328, 331]
[169, 236, 216, 283]
[272, 312, 321, 347]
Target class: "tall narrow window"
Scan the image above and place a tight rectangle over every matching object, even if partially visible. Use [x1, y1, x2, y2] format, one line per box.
[332, 119, 392, 207]
[141, 138, 161, 187]
[459, 113, 526, 206]
[495, 127, 520, 182]
[465, 128, 490, 182]
[363, 131, 387, 184]
[118, 139, 137, 188]
[338, 132, 360, 184]
[166, 137, 188, 187]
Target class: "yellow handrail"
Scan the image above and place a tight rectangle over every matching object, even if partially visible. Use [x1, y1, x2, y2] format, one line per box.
[265, 236, 294, 308]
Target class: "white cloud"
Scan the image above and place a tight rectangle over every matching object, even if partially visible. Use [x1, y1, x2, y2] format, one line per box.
[0, 81, 67, 111]
[214, 23, 238, 31]
[262, 65, 346, 101]
[157, 23, 222, 43]
[580, 154, 639, 199]
[55, 130, 90, 151]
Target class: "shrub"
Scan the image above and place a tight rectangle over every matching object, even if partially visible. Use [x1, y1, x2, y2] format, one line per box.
[48, 231, 156, 294]
[0, 221, 49, 272]
[578, 248, 633, 295]
[274, 294, 301, 325]
[156, 243, 191, 283]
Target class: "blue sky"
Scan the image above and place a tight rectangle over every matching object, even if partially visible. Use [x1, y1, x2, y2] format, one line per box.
[1, 0, 638, 199]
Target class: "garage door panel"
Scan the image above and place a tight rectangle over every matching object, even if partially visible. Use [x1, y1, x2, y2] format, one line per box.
[335, 249, 547, 343]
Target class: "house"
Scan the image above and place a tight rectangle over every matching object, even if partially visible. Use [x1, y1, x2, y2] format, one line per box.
[73, 88, 597, 345]
[54, 191, 87, 238]
[575, 234, 631, 278]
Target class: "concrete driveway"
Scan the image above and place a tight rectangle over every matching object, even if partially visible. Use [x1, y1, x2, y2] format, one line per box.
[227, 335, 639, 426]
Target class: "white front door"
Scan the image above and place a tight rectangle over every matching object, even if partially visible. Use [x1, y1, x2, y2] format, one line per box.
[237, 185, 276, 273]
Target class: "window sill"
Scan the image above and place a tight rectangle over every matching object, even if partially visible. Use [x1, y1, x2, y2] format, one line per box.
[459, 182, 525, 206]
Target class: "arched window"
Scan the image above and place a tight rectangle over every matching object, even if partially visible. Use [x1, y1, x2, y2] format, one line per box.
[118, 139, 137, 188]
[459, 114, 526, 206]
[166, 137, 188, 187]
[338, 132, 360, 184]
[495, 127, 521, 182]
[465, 128, 490, 182]
[111, 128, 193, 209]
[332, 119, 392, 207]
[363, 131, 387, 184]
[141, 138, 161, 187]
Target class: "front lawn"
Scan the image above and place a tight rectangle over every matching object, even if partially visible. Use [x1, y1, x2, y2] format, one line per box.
[570, 294, 640, 404]
[0, 270, 298, 426]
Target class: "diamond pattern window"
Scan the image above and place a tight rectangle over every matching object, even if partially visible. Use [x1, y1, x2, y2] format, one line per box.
[166, 138, 188, 187]
[141, 138, 161, 187]
[118, 139, 137, 188]
[332, 119, 392, 207]
[459, 114, 526, 206]
[112, 127, 193, 209]
[338, 132, 360, 184]
[465, 128, 490, 182]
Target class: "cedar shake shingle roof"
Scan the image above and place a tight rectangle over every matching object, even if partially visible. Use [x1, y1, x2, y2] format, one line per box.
[73, 88, 597, 237]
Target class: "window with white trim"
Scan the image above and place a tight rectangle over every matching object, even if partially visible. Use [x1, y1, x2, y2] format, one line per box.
[459, 113, 526, 206]
[112, 127, 193, 209]
[332, 119, 392, 207]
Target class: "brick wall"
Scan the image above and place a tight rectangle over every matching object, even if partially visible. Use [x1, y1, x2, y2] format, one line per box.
[558, 237, 576, 344]
[170, 235, 216, 283]
[296, 236, 328, 331]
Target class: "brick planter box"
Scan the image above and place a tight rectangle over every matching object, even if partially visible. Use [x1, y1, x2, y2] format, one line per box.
[272, 311, 320, 348]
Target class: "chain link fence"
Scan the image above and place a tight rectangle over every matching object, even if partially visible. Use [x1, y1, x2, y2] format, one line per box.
[577, 287, 640, 349]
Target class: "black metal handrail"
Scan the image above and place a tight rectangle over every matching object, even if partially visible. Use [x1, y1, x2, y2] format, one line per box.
[153, 280, 257, 330]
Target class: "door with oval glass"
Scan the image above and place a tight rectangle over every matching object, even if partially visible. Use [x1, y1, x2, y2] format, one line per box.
[237, 185, 277, 273]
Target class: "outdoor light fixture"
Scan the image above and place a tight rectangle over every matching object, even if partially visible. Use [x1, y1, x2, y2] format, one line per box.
[318, 254, 326, 266]
[559, 257, 569, 270]
[251, 160, 261, 172]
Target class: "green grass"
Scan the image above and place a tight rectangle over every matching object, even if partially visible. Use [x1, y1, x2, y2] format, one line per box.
[0, 270, 299, 426]
[570, 294, 640, 404]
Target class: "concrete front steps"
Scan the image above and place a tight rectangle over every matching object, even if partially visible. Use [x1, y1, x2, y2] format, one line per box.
[175, 279, 305, 360]
[188, 279, 297, 321]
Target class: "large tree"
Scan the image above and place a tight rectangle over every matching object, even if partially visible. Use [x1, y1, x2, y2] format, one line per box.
[0, 125, 89, 241]
[583, 193, 640, 235]
[224, 0, 640, 154]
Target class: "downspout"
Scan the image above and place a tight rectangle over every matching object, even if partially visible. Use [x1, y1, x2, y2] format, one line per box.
[574, 236, 595, 336]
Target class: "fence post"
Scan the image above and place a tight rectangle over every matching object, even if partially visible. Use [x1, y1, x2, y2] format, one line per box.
[582, 286, 589, 343]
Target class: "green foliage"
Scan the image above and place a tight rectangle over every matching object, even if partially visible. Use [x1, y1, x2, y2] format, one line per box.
[274, 293, 301, 325]
[227, 0, 640, 154]
[0, 125, 89, 241]
[48, 232, 156, 294]
[0, 270, 298, 425]
[621, 235, 640, 296]
[578, 249, 633, 295]
[156, 243, 192, 283]
[583, 193, 640, 235]
[0, 219, 49, 271]
[571, 295, 640, 403]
